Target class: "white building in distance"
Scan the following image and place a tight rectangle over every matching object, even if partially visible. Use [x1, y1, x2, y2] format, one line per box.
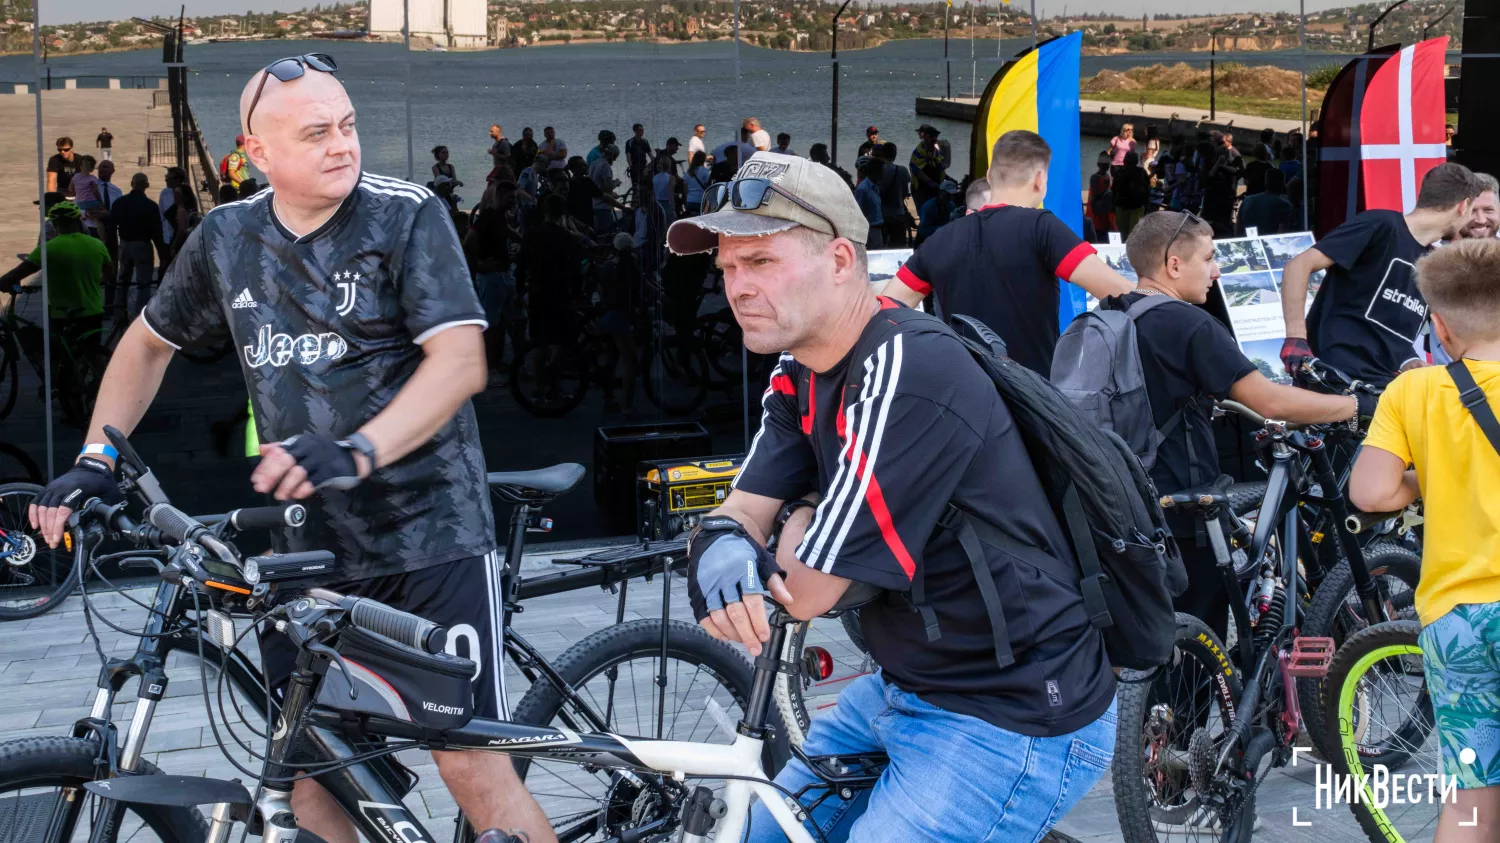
[369, 0, 487, 48]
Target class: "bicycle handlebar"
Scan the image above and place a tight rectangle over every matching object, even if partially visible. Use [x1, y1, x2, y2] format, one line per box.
[308, 588, 447, 654]
[198, 504, 307, 532]
[1346, 509, 1404, 535]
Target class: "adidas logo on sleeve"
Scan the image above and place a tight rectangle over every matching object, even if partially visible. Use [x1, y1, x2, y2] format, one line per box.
[232, 288, 257, 309]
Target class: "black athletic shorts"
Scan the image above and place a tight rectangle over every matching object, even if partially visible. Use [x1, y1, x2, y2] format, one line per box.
[260, 552, 510, 719]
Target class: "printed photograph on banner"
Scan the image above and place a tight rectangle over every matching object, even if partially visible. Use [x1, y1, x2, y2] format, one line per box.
[1261, 232, 1315, 270]
[1239, 337, 1287, 382]
[1095, 244, 1137, 281]
[1214, 238, 1271, 275]
[867, 249, 914, 293]
[1221, 271, 1281, 306]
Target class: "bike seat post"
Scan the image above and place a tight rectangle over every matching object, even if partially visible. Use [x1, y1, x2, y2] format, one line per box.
[738, 613, 793, 740]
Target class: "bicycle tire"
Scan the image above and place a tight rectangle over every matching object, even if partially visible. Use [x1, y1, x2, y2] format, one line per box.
[775, 615, 872, 748]
[0, 483, 80, 621]
[639, 337, 708, 416]
[0, 333, 17, 421]
[510, 619, 788, 841]
[509, 342, 589, 418]
[0, 736, 208, 843]
[1299, 543, 1421, 761]
[1113, 612, 1246, 843]
[1322, 620, 1440, 843]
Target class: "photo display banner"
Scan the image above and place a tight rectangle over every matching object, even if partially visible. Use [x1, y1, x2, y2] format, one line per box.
[1092, 231, 1325, 383]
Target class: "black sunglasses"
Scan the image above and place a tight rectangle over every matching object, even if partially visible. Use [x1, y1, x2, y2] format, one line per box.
[245, 53, 339, 135]
[703, 178, 840, 239]
[1163, 210, 1207, 268]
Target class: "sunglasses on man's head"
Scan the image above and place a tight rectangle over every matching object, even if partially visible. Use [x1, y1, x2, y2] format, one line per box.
[703, 178, 840, 239]
[1164, 210, 1207, 268]
[245, 53, 339, 135]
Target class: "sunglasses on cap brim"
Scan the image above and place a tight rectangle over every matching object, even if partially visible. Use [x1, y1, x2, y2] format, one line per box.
[703, 178, 840, 239]
[245, 53, 339, 135]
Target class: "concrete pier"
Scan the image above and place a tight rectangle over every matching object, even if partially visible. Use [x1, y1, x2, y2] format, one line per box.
[917, 95, 1307, 145]
[0, 88, 176, 263]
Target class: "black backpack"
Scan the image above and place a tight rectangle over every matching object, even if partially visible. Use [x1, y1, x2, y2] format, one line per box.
[849, 307, 1187, 672]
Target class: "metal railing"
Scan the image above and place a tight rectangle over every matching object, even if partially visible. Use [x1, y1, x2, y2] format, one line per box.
[147, 130, 200, 166]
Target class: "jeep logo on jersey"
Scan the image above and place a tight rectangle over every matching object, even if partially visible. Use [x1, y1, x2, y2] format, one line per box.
[244, 324, 349, 368]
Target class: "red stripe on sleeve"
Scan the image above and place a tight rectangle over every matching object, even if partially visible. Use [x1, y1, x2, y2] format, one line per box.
[770, 373, 796, 396]
[896, 264, 931, 295]
[1055, 242, 1096, 281]
[852, 449, 917, 580]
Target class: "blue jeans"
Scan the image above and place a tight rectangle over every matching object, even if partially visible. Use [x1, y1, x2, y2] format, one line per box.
[744, 673, 1115, 843]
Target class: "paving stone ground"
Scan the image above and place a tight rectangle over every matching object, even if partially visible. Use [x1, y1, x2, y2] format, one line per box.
[0, 560, 1440, 843]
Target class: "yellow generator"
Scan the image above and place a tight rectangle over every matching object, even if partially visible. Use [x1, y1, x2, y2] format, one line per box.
[637, 456, 744, 540]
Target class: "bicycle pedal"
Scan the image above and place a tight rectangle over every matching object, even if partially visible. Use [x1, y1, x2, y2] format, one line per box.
[1285, 637, 1336, 677]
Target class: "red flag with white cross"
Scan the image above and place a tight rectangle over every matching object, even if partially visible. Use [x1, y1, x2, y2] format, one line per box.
[1360, 36, 1450, 214]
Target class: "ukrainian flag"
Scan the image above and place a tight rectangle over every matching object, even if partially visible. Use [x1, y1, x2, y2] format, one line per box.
[969, 32, 1085, 323]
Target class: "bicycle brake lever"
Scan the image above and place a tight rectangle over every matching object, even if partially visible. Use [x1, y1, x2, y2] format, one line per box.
[307, 641, 359, 700]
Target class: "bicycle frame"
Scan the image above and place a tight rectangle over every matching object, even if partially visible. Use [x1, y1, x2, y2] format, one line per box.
[248, 618, 821, 843]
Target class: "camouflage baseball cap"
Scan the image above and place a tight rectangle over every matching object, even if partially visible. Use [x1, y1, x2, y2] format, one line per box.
[667, 152, 869, 255]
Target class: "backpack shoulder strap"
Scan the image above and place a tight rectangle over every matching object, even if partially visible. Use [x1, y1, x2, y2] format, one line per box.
[1447, 360, 1500, 458]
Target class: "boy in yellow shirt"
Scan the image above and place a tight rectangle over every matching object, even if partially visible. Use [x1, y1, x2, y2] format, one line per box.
[1352, 238, 1500, 841]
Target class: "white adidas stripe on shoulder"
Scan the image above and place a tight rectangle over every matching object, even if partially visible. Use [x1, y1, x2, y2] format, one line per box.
[204, 189, 273, 216]
[361, 172, 433, 200]
[733, 352, 798, 490]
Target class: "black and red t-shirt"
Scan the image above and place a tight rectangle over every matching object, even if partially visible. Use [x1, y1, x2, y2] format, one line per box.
[896, 204, 1095, 377]
[734, 300, 1115, 737]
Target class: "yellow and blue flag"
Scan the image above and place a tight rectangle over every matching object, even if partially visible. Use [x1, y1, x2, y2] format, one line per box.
[969, 32, 1085, 323]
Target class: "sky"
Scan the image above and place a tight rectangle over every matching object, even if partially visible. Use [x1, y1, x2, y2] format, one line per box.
[38, 0, 1381, 28]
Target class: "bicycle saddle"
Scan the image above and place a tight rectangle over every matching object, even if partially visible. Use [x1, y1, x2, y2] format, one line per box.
[1160, 475, 1234, 518]
[487, 463, 586, 504]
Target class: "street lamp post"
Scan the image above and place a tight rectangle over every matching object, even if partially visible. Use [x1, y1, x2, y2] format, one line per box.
[831, 0, 853, 166]
[1209, 27, 1224, 121]
[1368, 0, 1408, 51]
[944, 3, 951, 99]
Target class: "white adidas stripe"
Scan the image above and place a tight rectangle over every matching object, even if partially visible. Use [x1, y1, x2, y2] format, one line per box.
[819, 335, 902, 571]
[204, 189, 273, 216]
[362, 172, 433, 199]
[358, 182, 427, 204]
[800, 342, 886, 567]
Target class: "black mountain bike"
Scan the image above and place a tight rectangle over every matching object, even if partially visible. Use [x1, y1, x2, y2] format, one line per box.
[0, 428, 785, 843]
[1112, 367, 1428, 843]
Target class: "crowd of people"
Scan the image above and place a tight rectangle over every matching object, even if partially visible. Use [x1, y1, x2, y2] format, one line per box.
[1087, 122, 1305, 240]
[12, 49, 1500, 843]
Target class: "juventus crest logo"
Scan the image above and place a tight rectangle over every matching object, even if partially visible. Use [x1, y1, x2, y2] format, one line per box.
[333, 270, 361, 316]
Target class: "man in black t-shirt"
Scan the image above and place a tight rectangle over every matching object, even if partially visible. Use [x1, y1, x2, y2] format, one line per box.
[511, 126, 539, 172]
[1281, 162, 1485, 385]
[888, 130, 1134, 376]
[1104, 211, 1361, 638]
[28, 61, 555, 843]
[46, 136, 80, 196]
[666, 153, 1116, 843]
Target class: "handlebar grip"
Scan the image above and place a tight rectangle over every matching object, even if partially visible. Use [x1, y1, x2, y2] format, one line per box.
[348, 598, 447, 654]
[229, 504, 307, 531]
[1346, 510, 1403, 535]
[144, 503, 203, 543]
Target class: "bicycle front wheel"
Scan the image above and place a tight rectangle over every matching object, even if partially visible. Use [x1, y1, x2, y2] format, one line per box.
[0, 484, 79, 621]
[0, 736, 207, 843]
[510, 619, 789, 842]
[509, 342, 589, 418]
[1324, 620, 1440, 843]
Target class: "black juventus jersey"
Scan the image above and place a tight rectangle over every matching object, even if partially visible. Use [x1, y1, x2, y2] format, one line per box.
[143, 172, 494, 579]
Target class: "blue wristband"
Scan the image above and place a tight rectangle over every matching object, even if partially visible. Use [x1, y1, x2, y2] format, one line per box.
[80, 443, 119, 461]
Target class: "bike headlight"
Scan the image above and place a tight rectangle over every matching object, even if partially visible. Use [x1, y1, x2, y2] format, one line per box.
[242, 558, 261, 585]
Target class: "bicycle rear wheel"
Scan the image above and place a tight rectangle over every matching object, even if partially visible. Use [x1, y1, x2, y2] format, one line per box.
[1113, 613, 1247, 843]
[0, 484, 79, 621]
[0, 736, 207, 843]
[510, 342, 589, 418]
[775, 615, 874, 749]
[1323, 621, 1440, 843]
[510, 619, 788, 842]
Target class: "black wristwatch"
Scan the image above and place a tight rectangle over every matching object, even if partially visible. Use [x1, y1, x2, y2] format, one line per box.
[770, 499, 818, 549]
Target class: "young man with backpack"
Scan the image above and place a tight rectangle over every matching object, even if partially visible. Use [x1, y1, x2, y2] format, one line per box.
[666, 152, 1121, 842]
[1069, 210, 1366, 635]
[887, 130, 1134, 377]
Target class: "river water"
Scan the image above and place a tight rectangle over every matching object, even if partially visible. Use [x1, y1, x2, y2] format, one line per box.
[0, 38, 1342, 194]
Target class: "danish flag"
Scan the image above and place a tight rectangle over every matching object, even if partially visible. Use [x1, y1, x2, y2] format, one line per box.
[1360, 36, 1450, 214]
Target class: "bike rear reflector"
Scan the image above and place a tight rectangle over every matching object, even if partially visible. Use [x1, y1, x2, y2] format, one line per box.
[802, 646, 834, 682]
